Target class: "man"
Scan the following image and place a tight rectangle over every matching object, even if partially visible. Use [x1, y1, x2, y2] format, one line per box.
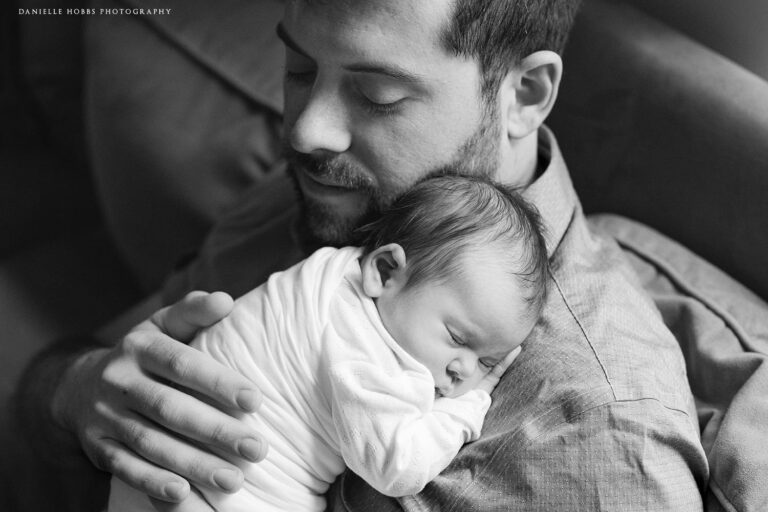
[17, 0, 709, 510]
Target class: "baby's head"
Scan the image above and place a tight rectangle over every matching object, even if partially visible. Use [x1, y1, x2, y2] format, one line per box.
[357, 175, 548, 398]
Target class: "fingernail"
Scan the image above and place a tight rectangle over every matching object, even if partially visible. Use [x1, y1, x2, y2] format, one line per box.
[236, 389, 259, 411]
[213, 468, 243, 491]
[163, 481, 187, 501]
[238, 438, 266, 462]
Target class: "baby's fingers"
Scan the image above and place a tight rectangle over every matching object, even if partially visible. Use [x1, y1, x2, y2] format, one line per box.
[489, 346, 522, 378]
[476, 346, 522, 394]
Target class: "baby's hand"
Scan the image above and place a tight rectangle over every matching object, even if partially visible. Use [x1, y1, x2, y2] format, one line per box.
[474, 346, 522, 395]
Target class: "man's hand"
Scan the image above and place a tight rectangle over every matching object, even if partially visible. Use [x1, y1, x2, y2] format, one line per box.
[475, 346, 522, 395]
[149, 487, 216, 512]
[51, 291, 267, 505]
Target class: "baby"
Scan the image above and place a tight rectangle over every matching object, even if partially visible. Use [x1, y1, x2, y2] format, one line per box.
[109, 174, 549, 512]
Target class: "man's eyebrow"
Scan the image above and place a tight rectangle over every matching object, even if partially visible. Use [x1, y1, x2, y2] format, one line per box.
[277, 22, 425, 85]
[344, 63, 426, 85]
[276, 22, 310, 58]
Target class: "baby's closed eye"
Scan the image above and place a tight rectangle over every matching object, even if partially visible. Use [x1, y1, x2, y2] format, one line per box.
[479, 358, 496, 369]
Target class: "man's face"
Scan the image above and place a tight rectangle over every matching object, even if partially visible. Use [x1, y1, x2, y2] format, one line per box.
[280, 0, 501, 246]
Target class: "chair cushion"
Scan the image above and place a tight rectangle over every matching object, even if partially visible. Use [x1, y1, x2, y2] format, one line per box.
[590, 214, 768, 512]
[549, 0, 768, 300]
[85, 0, 285, 289]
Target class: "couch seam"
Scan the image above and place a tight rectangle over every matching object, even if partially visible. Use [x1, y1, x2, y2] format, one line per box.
[614, 237, 764, 355]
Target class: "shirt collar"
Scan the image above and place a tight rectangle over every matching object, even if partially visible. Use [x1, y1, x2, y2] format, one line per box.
[522, 126, 580, 257]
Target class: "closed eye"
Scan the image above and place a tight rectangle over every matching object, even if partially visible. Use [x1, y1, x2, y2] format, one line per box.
[352, 76, 409, 118]
[359, 96, 404, 117]
[479, 359, 496, 369]
[448, 328, 465, 346]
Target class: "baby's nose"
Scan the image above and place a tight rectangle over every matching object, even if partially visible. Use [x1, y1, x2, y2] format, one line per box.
[448, 354, 478, 380]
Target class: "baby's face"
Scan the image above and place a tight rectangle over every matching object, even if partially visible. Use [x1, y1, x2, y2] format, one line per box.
[376, 251, 536, 398]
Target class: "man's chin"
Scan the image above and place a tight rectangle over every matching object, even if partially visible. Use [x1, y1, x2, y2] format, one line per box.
[296, 200, 365, 251]
[286, 164, 382, 250]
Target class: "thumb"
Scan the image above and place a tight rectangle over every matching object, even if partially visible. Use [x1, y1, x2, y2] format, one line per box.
[151, 291, 234, 342]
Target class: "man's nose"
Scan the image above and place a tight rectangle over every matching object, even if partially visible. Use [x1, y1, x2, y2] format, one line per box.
[289, 88, 352, 155]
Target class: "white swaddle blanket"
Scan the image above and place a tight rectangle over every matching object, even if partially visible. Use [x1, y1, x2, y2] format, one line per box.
[109, 246, 490, 512]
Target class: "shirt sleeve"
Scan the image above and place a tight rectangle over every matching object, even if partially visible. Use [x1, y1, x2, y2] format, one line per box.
[328, 359, 492, 498]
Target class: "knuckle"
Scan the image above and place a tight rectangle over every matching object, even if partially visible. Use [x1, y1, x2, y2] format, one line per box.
[100, 361, 123, 388]
[82, 424, 102, 445]
[99, 357, 139, 395]
[207, 421, 229, 445]
[166, 351, 192, 380]
[190, 456, 219, 483]
[124, 423, 153, 453]
[209, 373, 229, 398]
[147, 392, 177, 422]
[90, 443, 118, 472]
[122, 331, 151, 356]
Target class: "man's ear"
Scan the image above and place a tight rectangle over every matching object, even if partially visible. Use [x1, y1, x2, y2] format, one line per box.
[500, 51, 563, 140]
[361, 243, 408, 299]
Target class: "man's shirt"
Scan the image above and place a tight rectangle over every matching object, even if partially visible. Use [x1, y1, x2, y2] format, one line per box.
[164, 127, 709, 511]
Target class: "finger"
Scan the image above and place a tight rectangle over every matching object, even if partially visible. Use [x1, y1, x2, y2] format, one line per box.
[94, 437, 191, 502]
[476, 347, 523, 394]
[105, 409, 246, 493]
[122, 377, 267, 462]
[151, 486, 216, 512]
[490, 346, 522, 377]
[153, 292, 234, 343]
[126, 332, 261, 413]
[486, 346, 522, 381]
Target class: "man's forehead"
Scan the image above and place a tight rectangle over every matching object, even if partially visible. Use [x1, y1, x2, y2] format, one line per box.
[283, 0, 453, 49]
[286, 0, 445, 18]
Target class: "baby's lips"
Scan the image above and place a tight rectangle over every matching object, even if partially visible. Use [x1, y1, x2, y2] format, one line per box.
[434, 384, 453, 398]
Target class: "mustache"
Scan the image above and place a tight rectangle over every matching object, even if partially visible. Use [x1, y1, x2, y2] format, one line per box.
[284, 148, 375, 190]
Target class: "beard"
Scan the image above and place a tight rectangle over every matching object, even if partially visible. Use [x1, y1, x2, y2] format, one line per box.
[285, 151, 393, 251]
[285, 106, 500, 251]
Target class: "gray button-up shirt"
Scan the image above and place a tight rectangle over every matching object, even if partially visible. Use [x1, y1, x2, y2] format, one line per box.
[165, 127, 708, 511]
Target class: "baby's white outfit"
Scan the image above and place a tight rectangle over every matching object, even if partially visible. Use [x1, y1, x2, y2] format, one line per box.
[109, 246, 491, 512]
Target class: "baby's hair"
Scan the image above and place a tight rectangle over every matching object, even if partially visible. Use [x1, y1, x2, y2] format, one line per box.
[358, 174, 549, 315]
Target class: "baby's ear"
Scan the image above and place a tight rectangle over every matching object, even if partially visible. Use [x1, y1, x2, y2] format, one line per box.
[361, 243, 407, 298]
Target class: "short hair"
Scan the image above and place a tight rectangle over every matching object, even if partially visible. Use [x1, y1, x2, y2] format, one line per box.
[357, 175, 549, 315]
[442, 0, 583, 99]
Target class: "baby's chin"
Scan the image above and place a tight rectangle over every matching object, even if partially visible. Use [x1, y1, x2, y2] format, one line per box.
[435, 387, 461, 399]
[434, 384, 470, 400]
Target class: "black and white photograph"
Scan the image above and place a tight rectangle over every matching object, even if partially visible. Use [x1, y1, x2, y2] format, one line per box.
[2, 0, 767, 511]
